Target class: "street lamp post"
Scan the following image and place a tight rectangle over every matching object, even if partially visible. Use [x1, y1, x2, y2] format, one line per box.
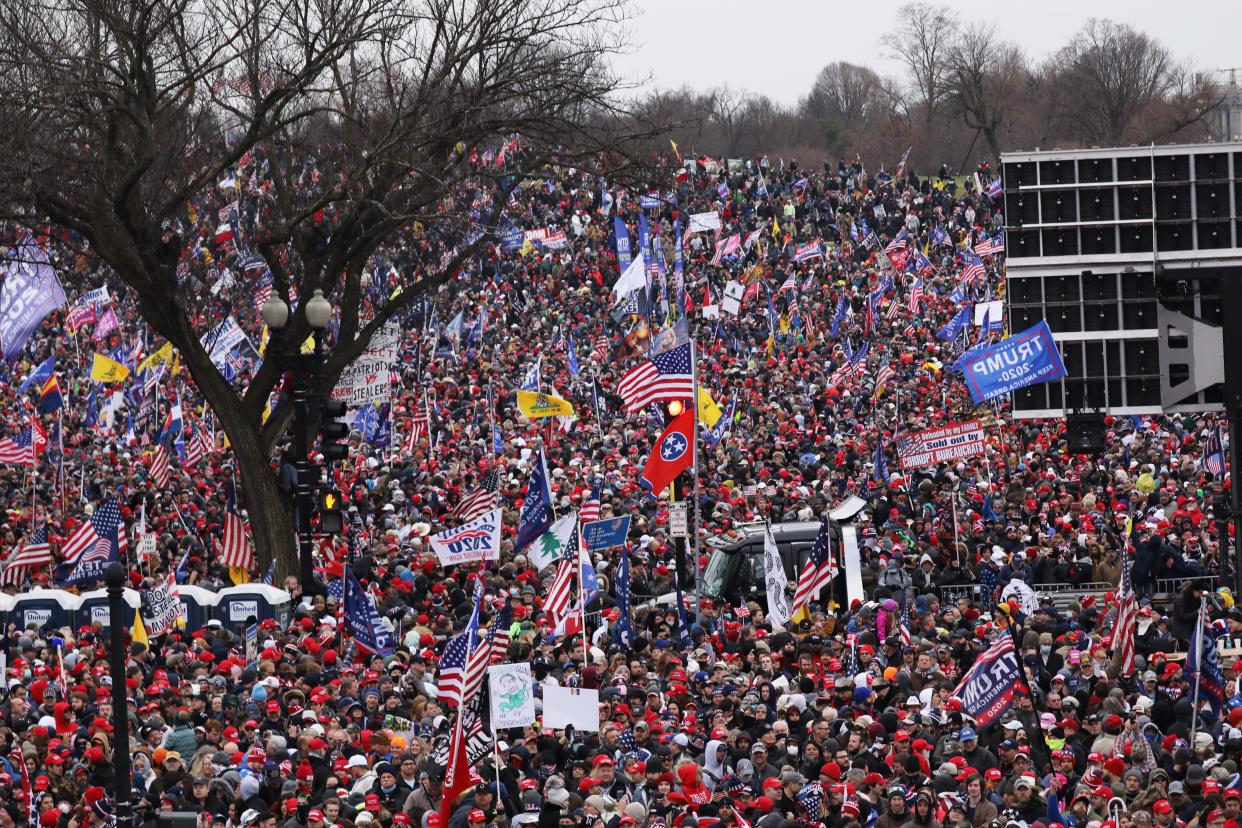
[262, 289, 334, 593]
[104, 562, 133, 828]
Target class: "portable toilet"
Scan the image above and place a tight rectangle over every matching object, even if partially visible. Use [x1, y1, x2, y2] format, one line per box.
[214, 584, 292, 633]
[10, 589, 81, 634]
[176, 585, 221, 633]
[76, 587, 142, 630]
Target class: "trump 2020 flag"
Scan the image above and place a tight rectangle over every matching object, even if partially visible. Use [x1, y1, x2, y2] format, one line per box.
[936, 304, 972, 341]
[515, 450, 553, 551]
[950, 629, 1024, 730]
[0, 236, 67, 362]
[343, 567, 396, 656]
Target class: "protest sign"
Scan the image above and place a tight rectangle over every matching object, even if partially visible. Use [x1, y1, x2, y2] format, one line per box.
[428, 509, 502, 566]
[543, 686, 600, 732]
[488, 663, 535, 729]
[897, 421, 987, 469]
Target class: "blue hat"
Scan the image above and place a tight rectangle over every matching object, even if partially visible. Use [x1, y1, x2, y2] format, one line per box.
[959, 727, 978, 741]
[853, 687, 873, 703]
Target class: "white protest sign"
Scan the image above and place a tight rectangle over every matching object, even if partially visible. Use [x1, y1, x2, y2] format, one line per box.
[841, 526, 865, 609]
[721, 281, 745, 316]
[489, 663, 536, 729]
[428, 509, 502, 567]
[542, 686, 600, 732]
[686, 211, 721, 234]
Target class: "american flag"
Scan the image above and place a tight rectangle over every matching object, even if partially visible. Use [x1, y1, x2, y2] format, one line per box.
[149, 445, 171, 488]
[578, 481, 602, 524]
[735, 603, 751, 619]
[899, 601, 912, 647]
[544, 558, 577, 627]
[592, 335, 610, 362]
[873, 362, 897, 398]
[1, 525, 51, 586]
[885, 229, 910, 255]
[616, 342, 694, 412]
[976, 233, 1005, 256]
[961, 249, 986, 283]
[908, 278, 925, 314]
[183, 422, 211, 468]
[1205, 424, 1226, 478]
[791, 522, 838, 614]
[885, 298, 902, 322]
[403, 399, 432, 454]
[1111, 528, 1137, 675]
[830, 342, 868, 385]
[778, 274, 797, 295]
[218, 511, 256, 571]
[61, 499, 126, 564]
[453, 470, 499, 522]
[0, 427, 38, 466]
[437, 580, 485, 707]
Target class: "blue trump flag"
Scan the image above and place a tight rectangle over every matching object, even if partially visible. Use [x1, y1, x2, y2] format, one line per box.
[937, 304, 972, 341]
[830, 296, 849, 338]
[343, 567, 397, 656]
[1187, 602, 1225, 714]
[19, 355, 55, 393]
[0, 236, 67, 362]
[515, 450, 553, 551]
[614, 544, 634, 647]
[614, 215, 632, 274]
[961, 320, 1067, 404]
[582, 516, 631, 551]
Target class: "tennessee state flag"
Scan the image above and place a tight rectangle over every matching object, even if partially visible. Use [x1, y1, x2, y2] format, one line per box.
[641, 407, 695, 496]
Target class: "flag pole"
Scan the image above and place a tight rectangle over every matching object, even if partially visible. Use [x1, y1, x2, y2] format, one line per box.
[690, 337, 703, 612]
[1190, 593, 1206, 748]
[578, 518, 590, 668]
[57, 408, 65, 510]
[952, 492, 961, 568]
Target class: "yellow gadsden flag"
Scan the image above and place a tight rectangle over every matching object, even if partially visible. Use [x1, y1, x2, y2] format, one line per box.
[697, 387, 723, 428]
[516, 390, 575, 419]
[136, 342, 174, 374]
[132, 608, 149, 648]
[90, 353, 130, 383]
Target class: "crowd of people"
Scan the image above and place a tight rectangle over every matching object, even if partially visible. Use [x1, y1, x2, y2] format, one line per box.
[0, 144, 1237, 828]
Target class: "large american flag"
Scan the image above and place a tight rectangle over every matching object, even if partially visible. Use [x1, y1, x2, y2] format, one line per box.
[591, 335, 611, 362]
[976, 233, 1005, 256]
[62, 499, 126, 563]
[1, 525, 51, 586]
[616, 342, 694, 412]
[218, 511, 256, 571]
[960, 249, 986, 283]
[1111, 543, 1137, 675]
[899, 601, 912, 647]
[437, 581, 486, 707]
[908, 278, 925, 314]
[403, 399, 432, 454]
[453, 470, 499, 522]
[791, 522, 837, 614]
[149, 445, 171, 488]
[183, 422, 211, 469]
[578, 481, 602, 525]
[0, 427, 38, 466]
[544, 558, 577, 627]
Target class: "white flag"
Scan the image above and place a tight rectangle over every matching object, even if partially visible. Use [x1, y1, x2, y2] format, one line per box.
[764, 526, 792, 628]
[611, 252, 647, 303]
[529, 512, 578, 571]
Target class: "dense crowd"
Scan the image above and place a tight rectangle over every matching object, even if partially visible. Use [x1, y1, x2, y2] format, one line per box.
[0, 146, 1237, 828]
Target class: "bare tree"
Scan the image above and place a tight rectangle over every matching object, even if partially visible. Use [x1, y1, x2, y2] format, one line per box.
[0, 0, 654, 575]
[944, 23, 1028, 161]
[1049, 18, 1175, 145]
[803, 62, 887, 128]
[882, 3, 958, 130]
[708, 86, 749, 157]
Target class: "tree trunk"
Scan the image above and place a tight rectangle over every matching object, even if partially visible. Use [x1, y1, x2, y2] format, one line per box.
[213, 392, 298, 580]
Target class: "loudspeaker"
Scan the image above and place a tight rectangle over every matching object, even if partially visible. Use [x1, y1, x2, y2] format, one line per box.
[1007, 193, 1038, 224]
[1040, 159, 1076, 185]
[1196, 152, 1229, 180]
[1154, 154, 1190, 182]
[1078, 158, 1113, 183]
[1117, 155, 1152, 182]
[1157, 222, 1192, 251]
[1010, 229, 1040, 258]
[1079, 188, 1114, 221]
[1004, 161, 1037, 187]
[1117, 187, 1152, 220]
[1198, 221, 1230, 250]
[1120, 225, 1153, 253]
[1041, 191, 1077, 223]
[1196, 183, 1228, 219]
[1041, 228, 1078, 256]
[1155, 185, 1190, 220]
[1045, 274, 1081, 303]
[1008, 277, 1042, 304]
[1080, 229, 1117, 255]
[1081, 271, 1118, 301]
[1065, 412, 1107, 454]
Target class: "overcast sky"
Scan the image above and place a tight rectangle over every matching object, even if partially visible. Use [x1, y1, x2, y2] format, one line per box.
[611, 0, 1241, 106]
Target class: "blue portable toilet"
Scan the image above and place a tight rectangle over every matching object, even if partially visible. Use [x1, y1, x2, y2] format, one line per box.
[10, 589, 81, 633]
[176, 585, 220, 633]
[214, 585, 292, 633]
[76, 587, 141, 630]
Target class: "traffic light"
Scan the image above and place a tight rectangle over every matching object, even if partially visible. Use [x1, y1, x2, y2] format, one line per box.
[319, 399, 349, 462]
[318, 489, 344, 535]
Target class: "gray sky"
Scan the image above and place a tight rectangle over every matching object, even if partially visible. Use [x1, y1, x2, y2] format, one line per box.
[611, 0, 1241, 106]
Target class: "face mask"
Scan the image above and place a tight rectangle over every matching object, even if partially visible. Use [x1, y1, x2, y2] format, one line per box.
[1040, 645, 1052, 655]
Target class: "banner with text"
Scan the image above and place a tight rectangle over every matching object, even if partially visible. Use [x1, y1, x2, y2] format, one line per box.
[897, 421, 987, 469]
